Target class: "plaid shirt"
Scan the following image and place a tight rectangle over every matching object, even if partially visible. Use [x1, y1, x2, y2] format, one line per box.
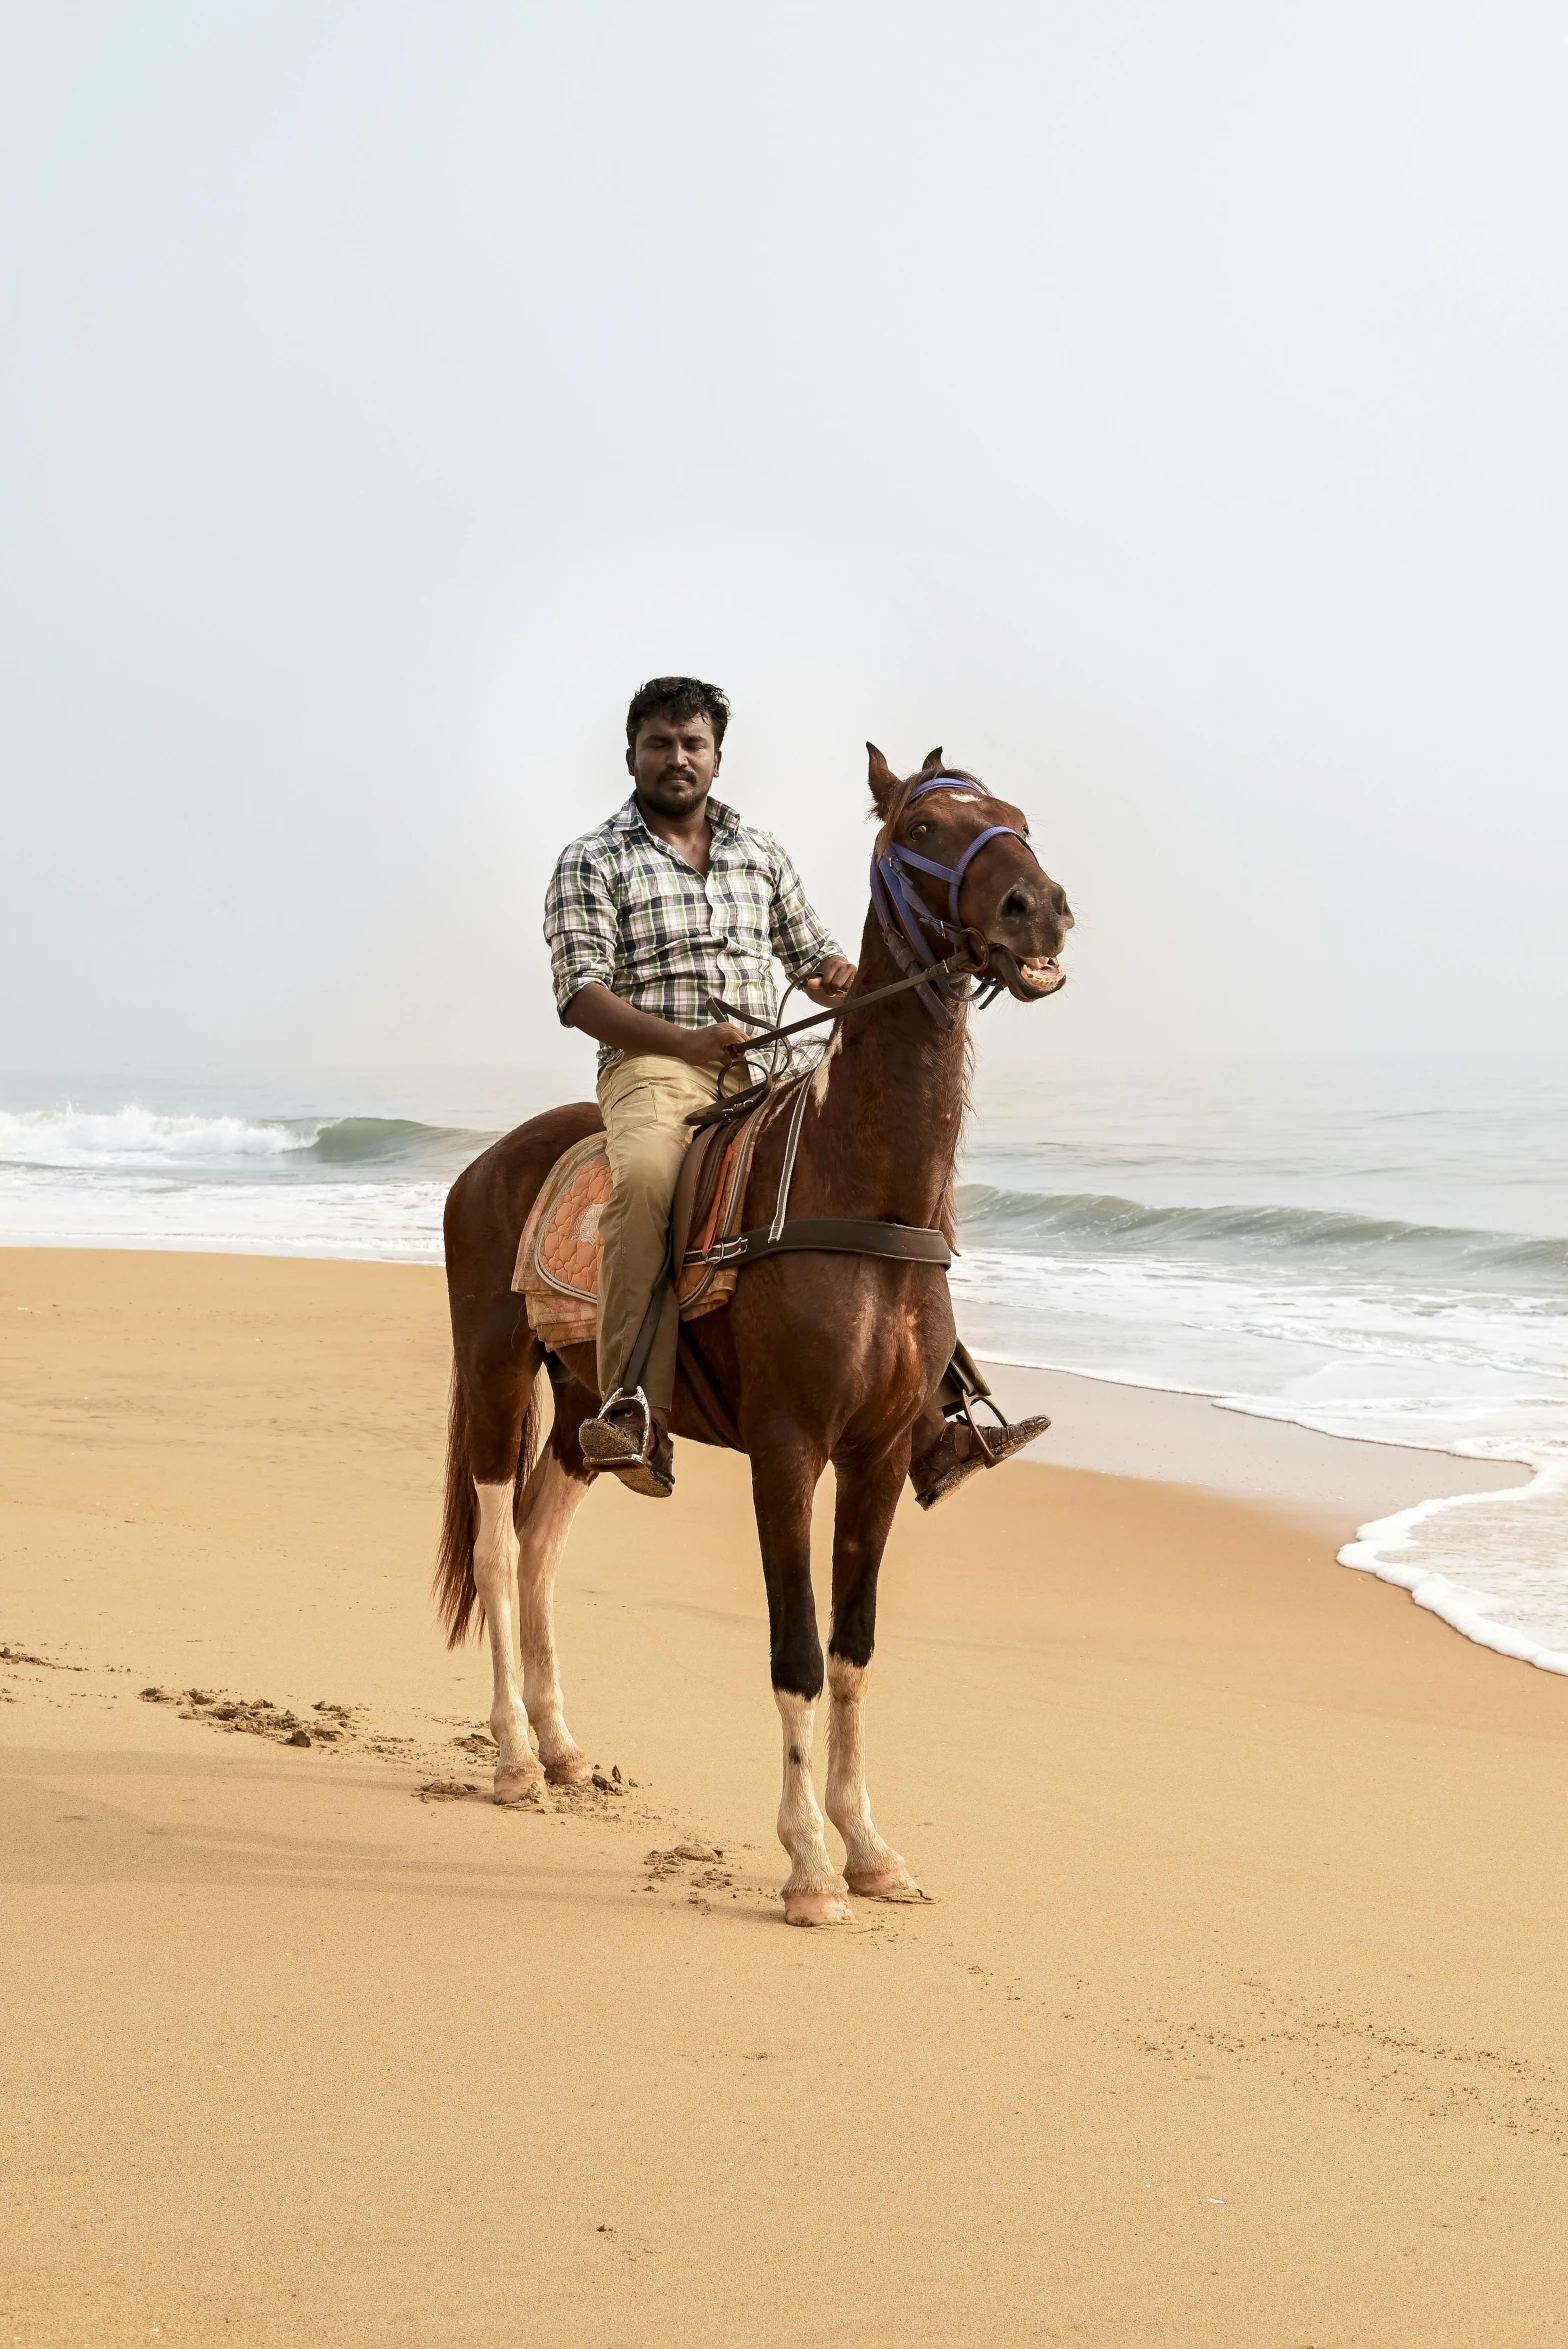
[545, 794, 839, 1070]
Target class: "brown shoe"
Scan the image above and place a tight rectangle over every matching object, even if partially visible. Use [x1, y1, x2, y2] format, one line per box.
[579, 1396, 675, 1499]
[910, 1413, 1051, 1511]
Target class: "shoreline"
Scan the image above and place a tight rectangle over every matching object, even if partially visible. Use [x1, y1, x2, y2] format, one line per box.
[974, 1354, 1530, 1515]
[982, 1359, 1558, 1678]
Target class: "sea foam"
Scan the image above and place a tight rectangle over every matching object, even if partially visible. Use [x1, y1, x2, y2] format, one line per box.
[1340, 1466, 1568, 1676]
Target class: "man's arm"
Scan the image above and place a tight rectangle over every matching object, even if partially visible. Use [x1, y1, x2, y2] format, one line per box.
[561, 984, 749, 1069]
[545, 840, 744, 1063]
[546, 838, 753, 1068]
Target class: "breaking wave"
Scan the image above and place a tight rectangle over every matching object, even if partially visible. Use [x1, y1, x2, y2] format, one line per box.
[0, 1106, 486, 1176]
[956, 1183, 1568, 1285]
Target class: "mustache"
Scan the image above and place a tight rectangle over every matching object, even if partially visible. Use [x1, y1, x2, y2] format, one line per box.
[656, 766, 700, 786]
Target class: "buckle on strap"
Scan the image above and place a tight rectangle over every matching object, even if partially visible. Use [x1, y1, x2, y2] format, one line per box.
[681, 1233, 751, 1269]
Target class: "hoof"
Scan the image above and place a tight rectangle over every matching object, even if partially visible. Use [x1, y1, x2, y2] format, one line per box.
[493, 1766, 547, 1806]
[783, 1883, 852, 1928]
[846, 1864, 927, 1903]
[543, 1750, 593, 1786]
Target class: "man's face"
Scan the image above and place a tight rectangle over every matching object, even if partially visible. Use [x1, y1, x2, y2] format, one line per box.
[626, 708, 720, 817]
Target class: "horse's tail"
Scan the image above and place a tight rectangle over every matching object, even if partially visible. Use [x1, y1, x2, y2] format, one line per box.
[433, 1366, 481, 1647]
[433, 1358, 544, 1648]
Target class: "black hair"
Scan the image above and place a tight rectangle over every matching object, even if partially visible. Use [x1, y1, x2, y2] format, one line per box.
[625, 675, 731, 752]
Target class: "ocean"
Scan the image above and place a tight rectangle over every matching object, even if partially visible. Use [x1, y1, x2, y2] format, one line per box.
[3, 1055, 1565, 1675]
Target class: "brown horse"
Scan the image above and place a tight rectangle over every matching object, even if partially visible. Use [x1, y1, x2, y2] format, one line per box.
[436, 745, 1072, 1924]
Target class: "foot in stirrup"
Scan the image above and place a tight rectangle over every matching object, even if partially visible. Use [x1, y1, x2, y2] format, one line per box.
[909, 1411, 1051, 1512]
[579, 1390, 675, 1499]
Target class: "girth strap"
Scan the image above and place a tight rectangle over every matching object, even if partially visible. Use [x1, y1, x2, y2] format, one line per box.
[688, 1217, 951, 1272]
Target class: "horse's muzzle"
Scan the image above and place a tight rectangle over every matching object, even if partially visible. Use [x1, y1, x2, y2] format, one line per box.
[984, 944, 1068, 1002]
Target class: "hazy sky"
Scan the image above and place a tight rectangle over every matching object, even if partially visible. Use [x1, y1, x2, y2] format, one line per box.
[4, 0, 1564, 1079]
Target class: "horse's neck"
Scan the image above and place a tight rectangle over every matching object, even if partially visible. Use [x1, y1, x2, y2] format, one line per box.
[806, 910, 969, 1229]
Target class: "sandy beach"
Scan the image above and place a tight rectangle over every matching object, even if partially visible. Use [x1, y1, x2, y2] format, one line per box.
[3, 1246, 1565, 2347]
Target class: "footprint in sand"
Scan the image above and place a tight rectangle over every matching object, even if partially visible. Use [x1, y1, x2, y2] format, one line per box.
[642, 1842, 740, 1902]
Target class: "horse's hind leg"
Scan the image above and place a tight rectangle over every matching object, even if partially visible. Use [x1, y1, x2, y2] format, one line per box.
[514, 1408, 594, 1785]
[825, 1451, 924, 1902]
[472, 1475, 545, 1803]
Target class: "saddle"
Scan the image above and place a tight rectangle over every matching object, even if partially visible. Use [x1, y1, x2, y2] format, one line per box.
[511, 1096, 773, 1353]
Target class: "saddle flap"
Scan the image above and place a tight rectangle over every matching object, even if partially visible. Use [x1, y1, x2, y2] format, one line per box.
[512, 1133, 609, 1347]
[512, 1101, 769, 1348]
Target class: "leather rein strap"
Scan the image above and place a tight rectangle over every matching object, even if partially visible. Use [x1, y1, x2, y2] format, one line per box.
[698, 946, 974, 1075]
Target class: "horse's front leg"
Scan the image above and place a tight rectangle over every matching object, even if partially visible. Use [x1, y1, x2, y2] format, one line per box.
[752, 1442, 850, 1928]
[825, 1448, 925, 1902]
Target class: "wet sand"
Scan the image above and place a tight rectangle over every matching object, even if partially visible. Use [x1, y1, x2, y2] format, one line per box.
[2, 1249, 1565, 2347]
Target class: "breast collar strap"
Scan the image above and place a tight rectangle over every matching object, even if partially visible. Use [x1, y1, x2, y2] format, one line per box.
[870, 776, 1024, 1024]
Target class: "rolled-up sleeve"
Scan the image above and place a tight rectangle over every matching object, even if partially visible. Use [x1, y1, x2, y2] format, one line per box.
[767, 843, 838, 979]
[544, 842, 616, 1019]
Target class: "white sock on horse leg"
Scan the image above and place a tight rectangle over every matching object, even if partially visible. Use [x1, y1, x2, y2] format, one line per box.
[825, 1657, 888, 1876]
[824, 1655, 919, 1897]
[472, 1480, 541, 1793]
[514, 1449, 590, 1781]
[773, 1688, 842, 1898]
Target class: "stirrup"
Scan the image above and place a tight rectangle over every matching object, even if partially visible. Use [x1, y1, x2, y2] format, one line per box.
[955, 1387, 1008, 1461]
[580, 1386, 653, 1463]
[579, 1386, 674, 1498]
[913, 1405, 1051, 1512]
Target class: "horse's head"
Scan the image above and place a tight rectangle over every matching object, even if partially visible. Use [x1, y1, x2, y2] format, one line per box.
[867, 743, 1073, 1002]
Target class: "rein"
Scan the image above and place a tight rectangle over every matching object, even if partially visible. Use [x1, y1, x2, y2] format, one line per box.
[701, 948, 975, 1061]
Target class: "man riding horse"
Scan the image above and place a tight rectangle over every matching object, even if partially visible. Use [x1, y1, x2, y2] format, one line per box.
[545, 674, 1048, 1502]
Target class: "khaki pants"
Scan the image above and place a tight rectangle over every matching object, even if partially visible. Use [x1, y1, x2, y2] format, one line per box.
[595, 1053, 722, 1411]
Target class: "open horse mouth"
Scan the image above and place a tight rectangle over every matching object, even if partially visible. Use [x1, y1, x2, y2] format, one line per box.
[987, 946, 1067, 1001]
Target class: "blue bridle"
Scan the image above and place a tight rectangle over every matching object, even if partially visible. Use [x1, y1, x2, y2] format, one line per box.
[870, 775, 1028, 1025]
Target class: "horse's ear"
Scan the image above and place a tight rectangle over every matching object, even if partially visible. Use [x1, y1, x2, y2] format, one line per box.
[921, 746, 945, 775]
[866, 741, 900, 816]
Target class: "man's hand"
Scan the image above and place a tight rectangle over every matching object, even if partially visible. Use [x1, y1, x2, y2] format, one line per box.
[803, 955, 857, 1005]
[676, 1022, 751, 1069]
[563, 982, 750, 1068]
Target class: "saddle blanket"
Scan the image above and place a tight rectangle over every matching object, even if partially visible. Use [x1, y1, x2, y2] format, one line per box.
[511, 1111, 764, 1353]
